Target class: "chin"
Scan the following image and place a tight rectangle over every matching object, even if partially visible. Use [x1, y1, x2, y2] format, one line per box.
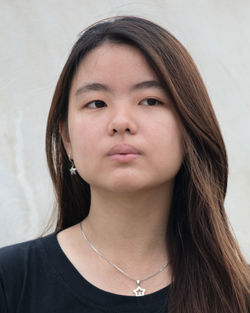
[97, 178, 169, 194]
[87, 176, 146, 193]
[110, 184, 146, 193]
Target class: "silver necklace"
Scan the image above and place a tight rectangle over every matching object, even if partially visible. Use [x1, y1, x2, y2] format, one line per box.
[80, 221, 170, 296]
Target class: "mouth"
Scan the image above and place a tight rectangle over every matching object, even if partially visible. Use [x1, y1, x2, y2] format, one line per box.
[107, 144, 141, 162]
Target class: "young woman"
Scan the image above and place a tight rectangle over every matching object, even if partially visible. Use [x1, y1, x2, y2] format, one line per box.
[0, 16, 249, 313]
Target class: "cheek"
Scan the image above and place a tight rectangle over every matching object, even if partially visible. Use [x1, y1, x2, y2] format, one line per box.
[69, 125, 98, 183]
[149, 116, 184, 168]
[69, 119, 98, 161]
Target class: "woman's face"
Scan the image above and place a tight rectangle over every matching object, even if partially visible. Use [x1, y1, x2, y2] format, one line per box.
[62, 42, 184, 193]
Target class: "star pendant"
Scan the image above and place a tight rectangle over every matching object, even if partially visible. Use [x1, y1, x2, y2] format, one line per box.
[133, 285, 146, 296]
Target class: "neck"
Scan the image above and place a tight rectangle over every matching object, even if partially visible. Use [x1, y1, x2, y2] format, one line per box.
[82, 182, 173, 272]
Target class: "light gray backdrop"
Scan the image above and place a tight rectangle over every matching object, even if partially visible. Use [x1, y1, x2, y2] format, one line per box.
[0, 0, 249, 262]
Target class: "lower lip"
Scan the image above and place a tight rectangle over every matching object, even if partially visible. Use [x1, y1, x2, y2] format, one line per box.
[109, 153, 140, 162]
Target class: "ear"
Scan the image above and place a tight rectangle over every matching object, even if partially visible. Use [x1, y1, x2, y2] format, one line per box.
[59, 121, 72, 158]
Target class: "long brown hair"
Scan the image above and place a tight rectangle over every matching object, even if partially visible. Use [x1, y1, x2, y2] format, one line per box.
[46, 16, 250, 313]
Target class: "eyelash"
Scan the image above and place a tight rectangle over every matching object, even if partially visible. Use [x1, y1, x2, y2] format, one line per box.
[85, 98, 164, 108]
[140, 98, 163, 106]
[85, 100, 106, 108]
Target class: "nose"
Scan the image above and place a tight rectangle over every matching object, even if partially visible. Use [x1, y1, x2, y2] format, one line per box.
[107, 106, 137, 136]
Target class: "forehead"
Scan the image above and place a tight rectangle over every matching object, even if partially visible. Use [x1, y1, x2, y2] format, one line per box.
[70, 42, 158, 93]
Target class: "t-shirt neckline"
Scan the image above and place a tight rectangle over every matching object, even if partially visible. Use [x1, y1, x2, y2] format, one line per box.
[42, 231, 170, 310]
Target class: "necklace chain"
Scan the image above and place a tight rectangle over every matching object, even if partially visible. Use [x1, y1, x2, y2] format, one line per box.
[79, 221, 170, 295]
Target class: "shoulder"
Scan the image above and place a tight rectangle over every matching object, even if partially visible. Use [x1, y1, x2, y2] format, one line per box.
[0, 233, 52, 262]
[0, 232, 58, 312]
[0, 232, 57, 281]
[0, 236, 42, 261]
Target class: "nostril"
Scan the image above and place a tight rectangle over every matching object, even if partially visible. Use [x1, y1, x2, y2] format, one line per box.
[111, 127, 132, 134]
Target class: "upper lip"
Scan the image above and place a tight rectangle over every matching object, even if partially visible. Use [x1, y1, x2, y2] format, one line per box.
[107, 144, 140, 156]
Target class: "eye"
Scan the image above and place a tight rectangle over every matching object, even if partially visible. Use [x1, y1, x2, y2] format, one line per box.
[85, 100, 107, 108]
[140, 98, 163, 106]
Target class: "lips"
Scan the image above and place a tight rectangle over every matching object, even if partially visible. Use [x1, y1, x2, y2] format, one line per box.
[107, 144, 140, 156]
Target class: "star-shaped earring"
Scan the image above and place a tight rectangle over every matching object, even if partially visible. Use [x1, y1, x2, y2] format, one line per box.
[69, 158, 77, 175]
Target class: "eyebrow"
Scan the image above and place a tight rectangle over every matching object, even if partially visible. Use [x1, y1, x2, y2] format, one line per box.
[75, 83, 109, 96]
[131, 80, 163, 91]
[74, 80, 163, 96]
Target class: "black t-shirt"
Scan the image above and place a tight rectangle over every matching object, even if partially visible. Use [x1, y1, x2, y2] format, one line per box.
[0, 231, 169, 313]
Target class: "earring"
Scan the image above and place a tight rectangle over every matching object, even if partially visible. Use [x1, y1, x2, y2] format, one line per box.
[69, 156, 77, 175]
